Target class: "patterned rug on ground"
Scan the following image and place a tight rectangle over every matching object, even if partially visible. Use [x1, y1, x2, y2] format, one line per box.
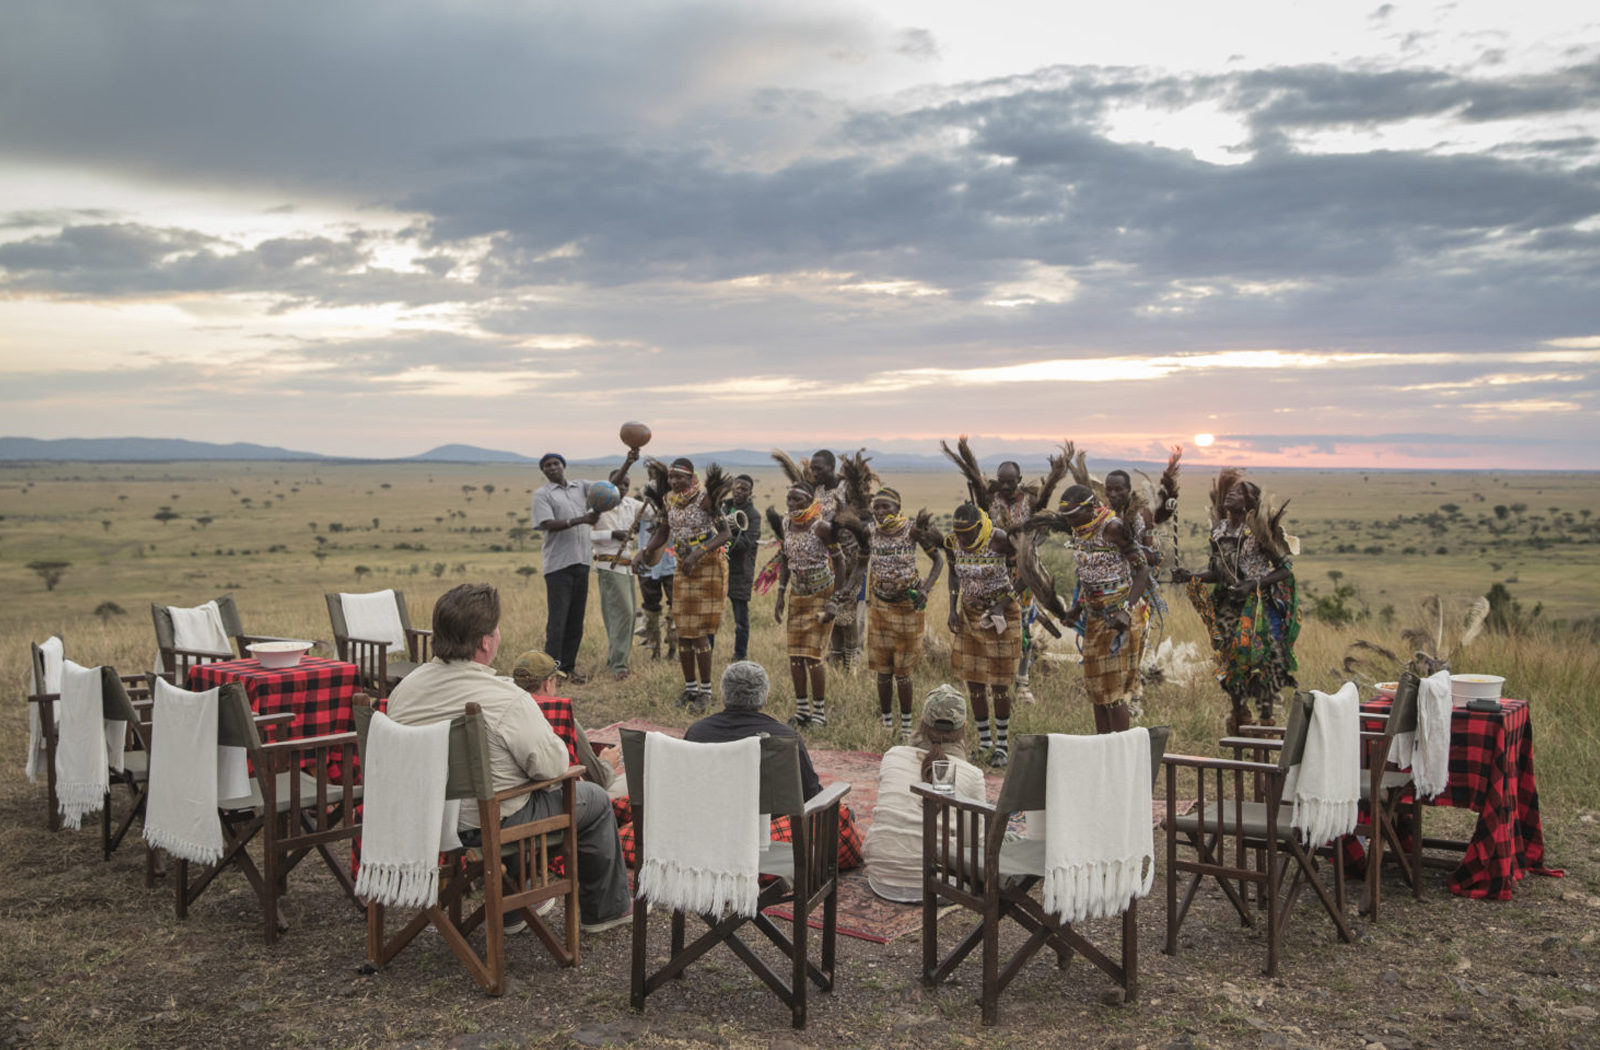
[589, 719, 1194, 945]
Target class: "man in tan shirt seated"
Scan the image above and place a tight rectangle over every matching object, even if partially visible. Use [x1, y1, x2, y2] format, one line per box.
[386, 583, 632, 934]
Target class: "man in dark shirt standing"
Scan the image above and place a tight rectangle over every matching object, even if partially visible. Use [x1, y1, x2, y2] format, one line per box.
[723, 474, 762, 662]
[684, 661, 860, 868]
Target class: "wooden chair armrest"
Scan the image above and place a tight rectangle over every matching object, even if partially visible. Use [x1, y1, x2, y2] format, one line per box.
[27, 693, 60, 705]
[489, 765, 585, 804]
[344, 635, 394, 649]
[406, 627, 434, 639]
[1163, 753, 1281, 775]
[256, 730, 359, 756]
[1221, 734, 1283, 751]
[253, 712, 296, 728]
[801, 781, 851, 817]
[911, 783, 998, 818]
[167, 645, 236, 661]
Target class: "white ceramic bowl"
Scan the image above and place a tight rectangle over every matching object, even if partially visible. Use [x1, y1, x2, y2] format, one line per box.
[1450, 673, 1505, 706]
[248, 640, 314, 669]
[1373, 681, 1399, 699]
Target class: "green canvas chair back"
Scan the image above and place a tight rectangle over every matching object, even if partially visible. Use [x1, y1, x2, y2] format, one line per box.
[619, 728, 806, 819]
[150, 595, 246, 655]
[994, 725, 1171, 817]
[352, 697, 495, 802]
[1277, 692, 1316, 773]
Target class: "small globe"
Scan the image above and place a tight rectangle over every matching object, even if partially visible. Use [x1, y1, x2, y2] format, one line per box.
[587, 480, 621, 513]
[619, 421, 652, 449]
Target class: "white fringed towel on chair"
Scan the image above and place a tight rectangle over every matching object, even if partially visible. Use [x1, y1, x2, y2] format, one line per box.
[169, 600, 233, 655]
[1410, 670, 1453, 800]
[339, 590, 408, 655]
[353, 712, 456, 909]
[25, 636, 64, 782]
[1042, 728, 1154, 923]
[1286, 682, 1361, 847]
[54, 660, 110, 830]
[637, 734, 761, 918]
[144, 678, 225, 865]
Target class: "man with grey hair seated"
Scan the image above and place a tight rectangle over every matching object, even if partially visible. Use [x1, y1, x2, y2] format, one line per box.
[683, 661, 862, 868]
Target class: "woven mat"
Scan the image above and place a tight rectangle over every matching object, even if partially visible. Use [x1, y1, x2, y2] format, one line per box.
[590, 719, 1192, 944]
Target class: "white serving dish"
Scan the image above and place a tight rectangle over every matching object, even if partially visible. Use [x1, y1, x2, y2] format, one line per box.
[248, 640, 314, 669]
[1373, 681, 1398, 699]
[1450, 673, 1505, 706]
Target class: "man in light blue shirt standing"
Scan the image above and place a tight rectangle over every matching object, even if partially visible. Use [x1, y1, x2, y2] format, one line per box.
[531, 448, 637, 681]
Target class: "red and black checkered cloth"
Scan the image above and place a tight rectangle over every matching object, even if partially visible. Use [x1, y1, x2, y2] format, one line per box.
[533, 694, 581, 768]
[189, 656, 360, 777]
[1360, 696, 1550, 900]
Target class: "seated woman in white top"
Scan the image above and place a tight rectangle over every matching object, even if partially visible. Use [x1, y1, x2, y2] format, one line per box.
[863, 685, 988, 903]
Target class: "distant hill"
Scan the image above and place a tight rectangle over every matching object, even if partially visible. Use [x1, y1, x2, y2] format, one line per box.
[409, 444, 538, 463]
[0, 436, 323, 461]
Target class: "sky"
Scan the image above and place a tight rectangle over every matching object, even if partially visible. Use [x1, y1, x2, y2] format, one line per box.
[1, 0, 1598, 469]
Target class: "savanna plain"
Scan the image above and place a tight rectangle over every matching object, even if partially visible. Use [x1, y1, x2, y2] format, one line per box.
[2, 459, 1598, 1050]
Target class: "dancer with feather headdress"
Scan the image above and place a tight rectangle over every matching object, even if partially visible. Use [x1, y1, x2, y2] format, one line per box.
[634, 457, 732, 712]
[772, 446, 876, 669]
[1048, 484, 1153, 733]
[1102, 446, 1183, 715]
[939, 436, 1068, 703]
[945, 502, 1023, 766]
[857, 488, 944, 741]
[1172, 469, 1300, 733]
[773, 480, 849, 727]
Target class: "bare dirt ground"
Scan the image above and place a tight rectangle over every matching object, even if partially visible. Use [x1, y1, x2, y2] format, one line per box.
[3, 776, 1597, 1050]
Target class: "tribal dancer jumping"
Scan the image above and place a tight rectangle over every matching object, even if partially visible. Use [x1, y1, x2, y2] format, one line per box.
[856, 487, 944, 741]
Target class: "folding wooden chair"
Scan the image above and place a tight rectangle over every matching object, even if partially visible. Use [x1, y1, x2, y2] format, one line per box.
[151, 593, 295, 681]
[27, 636, 150, 835]
[150, 679, 362, 943]
[620, 728, 850, 1030]
[916, 728, 1170, 1025]
[326, 590, 432, 697]
[1163, 692, 1354, 977]
[352, 696, 581, 994]
[1361, 672, 1425, 919]
[99, 668, 154, 862]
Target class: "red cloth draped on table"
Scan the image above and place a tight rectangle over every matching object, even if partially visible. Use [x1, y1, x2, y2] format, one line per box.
[188, 656, 360, 777]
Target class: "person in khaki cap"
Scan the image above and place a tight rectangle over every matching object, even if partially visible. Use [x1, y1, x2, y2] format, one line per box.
[510, 650, 620, 790]
[861, 685, 987, 903]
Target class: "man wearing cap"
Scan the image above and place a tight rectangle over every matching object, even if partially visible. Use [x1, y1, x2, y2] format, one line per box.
[684, 661, 863, 870]
[387, 584, 632, 934]
[511, 650, 622, 790]
[590, 473, 643, 680]
[532, 447, 638, 680]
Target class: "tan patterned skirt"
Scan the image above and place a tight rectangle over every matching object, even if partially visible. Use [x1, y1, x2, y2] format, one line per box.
[673, 553, 727, 640]
[1082, 613, 1140, 706]
[950, 599, 1022, 687]
[867, 594, 924, 676]
[785, 584, 835, 661]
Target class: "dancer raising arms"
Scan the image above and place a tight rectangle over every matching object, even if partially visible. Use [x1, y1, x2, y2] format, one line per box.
[945, 502, 1022, 767]
[634, 458, 731, 712]
[772, 482, 849, 727]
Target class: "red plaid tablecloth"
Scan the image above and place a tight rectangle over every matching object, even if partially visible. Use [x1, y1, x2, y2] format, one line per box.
[1362, 696, 1547, 900]
[533, 694, 581, 768]
[188, 656, 361, 777]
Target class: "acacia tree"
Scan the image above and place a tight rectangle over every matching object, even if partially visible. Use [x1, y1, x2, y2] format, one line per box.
[28, 560, 71, 591]
[153, 506, 180, 526]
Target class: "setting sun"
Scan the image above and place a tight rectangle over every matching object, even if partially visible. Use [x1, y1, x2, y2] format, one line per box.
[1194, 432, 1215, 447]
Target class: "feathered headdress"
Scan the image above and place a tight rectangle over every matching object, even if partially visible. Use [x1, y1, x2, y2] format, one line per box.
[1151, 445, 1182, 525]
[910, 508, 941, 550]
[1061, 440, 1105, 504]
[764, 504, 786, 543]
[1010, 527, 1067, 637]
[770, 449, 813, 490]
[838, 448, 878, 516]
[640, 457, 671, 512]
[940, 436, 990, 512]
[702, 463, 733, 518]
